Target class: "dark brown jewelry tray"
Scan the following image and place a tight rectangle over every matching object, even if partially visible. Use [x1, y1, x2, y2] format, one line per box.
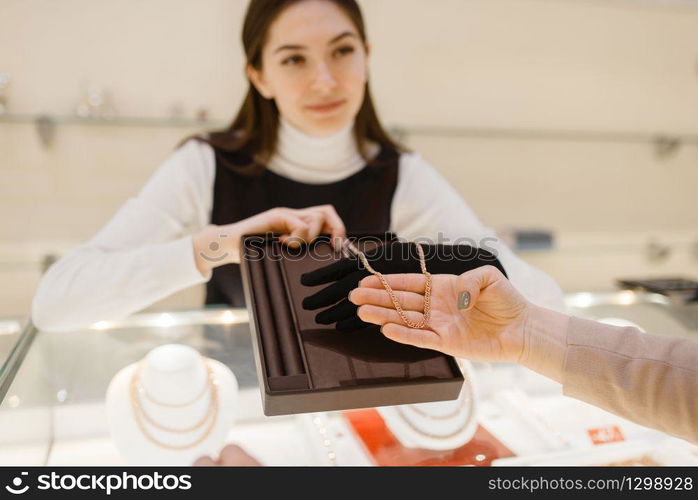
[239, 233, 464, 416]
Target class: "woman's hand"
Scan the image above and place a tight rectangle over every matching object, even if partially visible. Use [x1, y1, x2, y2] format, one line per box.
[349, 265, 530, 363]
[192, 204, 346, 276]
[193, 444, 260, 466]
[301, 242, 505, 331]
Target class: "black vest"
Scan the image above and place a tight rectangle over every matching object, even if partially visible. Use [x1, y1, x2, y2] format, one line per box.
[205, 147, 401, 307]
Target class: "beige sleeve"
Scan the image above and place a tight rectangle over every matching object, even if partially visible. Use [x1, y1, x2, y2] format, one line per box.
[562, 316, 698, 444]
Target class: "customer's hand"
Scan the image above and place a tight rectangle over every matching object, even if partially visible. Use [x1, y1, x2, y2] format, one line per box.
[193, 204, 346, 275]
[349, 265, 529, 363]
[301, 242, 505, 331]
[193, 444, 261, 466]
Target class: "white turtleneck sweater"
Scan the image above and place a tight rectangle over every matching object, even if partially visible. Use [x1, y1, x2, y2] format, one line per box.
[32, 117, 563, 331]
[267, 117, 379, 183]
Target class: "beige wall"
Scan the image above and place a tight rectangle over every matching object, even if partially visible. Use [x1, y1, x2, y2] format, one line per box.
[1, 0, 697, 315]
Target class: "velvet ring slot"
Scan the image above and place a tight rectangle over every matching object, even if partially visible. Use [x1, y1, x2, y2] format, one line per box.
[262, 251, 305, 376]
[243, 239, 310, 392]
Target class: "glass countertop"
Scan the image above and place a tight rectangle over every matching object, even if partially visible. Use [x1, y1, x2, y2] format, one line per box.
[0, 296, 695, 466]
[0, 308, 254, 404]
[565, 290, 698, 338]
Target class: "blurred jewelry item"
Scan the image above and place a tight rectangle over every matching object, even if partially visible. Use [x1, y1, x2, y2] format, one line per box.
[377, 360, 478, 450]
[129, 357, 220, 450]
[195, 107, 209, 122]
[137, 368, 209, 408]
[344, 240, 432, 329]
[0, 73, 10, 114]
[168, 102, 185, 120]
[311, 414, 338, 466]
[36, 115, 56, 148]
[75, 85, 117, 119]
[394, 397, 473, 440]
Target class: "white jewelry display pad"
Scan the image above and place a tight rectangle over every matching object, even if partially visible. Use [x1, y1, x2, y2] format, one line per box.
[106, 345, 238, 465]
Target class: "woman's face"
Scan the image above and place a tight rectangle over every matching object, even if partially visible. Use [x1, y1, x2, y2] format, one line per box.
[247, 0, 369, 137]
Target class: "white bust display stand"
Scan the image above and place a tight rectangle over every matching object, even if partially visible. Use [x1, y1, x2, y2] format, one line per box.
[106, 344, 238, 465]
[377, 359, 478, 450]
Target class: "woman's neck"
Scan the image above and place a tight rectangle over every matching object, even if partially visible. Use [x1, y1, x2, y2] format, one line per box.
[266, 116, 379, 184]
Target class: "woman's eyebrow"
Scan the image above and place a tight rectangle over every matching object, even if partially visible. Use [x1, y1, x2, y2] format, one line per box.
[273, 31, 358, 54]
[329, 31, 357, 44]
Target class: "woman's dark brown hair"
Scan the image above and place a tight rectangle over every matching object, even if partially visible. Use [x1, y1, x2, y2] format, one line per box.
[190, 0, 405, 174]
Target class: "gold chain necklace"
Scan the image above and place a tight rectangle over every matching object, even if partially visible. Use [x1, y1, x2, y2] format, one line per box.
[129, 358, 220, 450]
[344, 241, 432, 329]
[393, 394, 475, 440]
[135, 372, 209, 408]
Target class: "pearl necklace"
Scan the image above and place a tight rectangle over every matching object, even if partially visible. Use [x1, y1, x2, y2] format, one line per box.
[311, 414, 338, 466]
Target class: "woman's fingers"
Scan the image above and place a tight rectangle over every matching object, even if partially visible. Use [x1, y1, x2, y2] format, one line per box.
[357, 304, 425, 327]
[349, 286, 425, 311]
[218, 444, 260, 466]
[285, 217, 311, 246]
[270, 205, 346, 248]
[301, 204, 346, 246]
[302, 211, 325, 243]
[380, 323, 441, 351]
[454, 265, 504, 311]
[192, 455, 216, 466]
[358, 273, 429, 294]
[193, 445, 261, 466]
[265, 210, 309, 247]
[264, 210, 308, 238]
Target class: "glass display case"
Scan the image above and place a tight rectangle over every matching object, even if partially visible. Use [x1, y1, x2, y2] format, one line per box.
[0, 294, 696, 466]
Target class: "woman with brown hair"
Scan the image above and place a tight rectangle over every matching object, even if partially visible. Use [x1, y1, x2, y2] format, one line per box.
[32, 0, 562, 331]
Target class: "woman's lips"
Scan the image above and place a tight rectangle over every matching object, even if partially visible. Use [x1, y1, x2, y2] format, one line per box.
[305, 99, 345, 113]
